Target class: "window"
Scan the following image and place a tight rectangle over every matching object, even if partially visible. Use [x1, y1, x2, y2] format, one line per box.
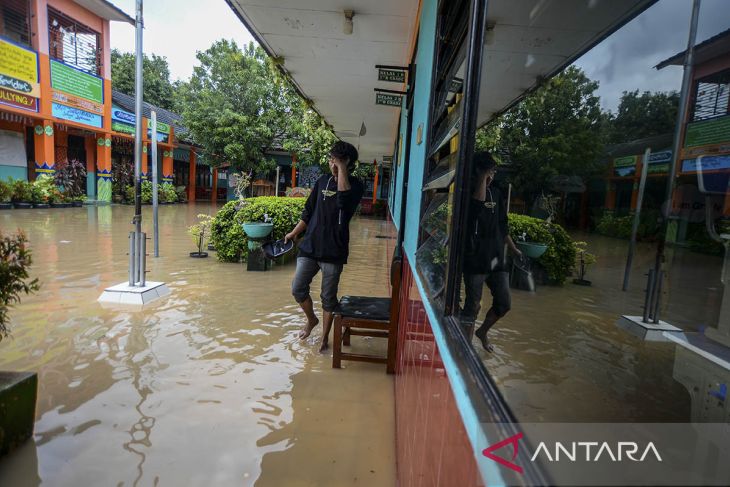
[48, 7, 102, 75]
[692, 68, 730, 121]
[0, 0, 31, 47]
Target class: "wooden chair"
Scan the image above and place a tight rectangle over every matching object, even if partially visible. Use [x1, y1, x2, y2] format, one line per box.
[333, 254, 402, 374]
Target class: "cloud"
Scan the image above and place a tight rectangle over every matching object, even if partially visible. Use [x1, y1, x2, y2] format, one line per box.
[110, 0, 255, 82]
[575, 0, 730, 111]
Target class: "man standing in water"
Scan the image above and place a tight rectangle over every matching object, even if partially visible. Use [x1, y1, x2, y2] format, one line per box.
[285, 141, 365, 352]
[462, 151, 522, 352]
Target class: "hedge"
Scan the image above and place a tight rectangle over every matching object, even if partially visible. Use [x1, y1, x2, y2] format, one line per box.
[508, 213, 576, 284]
[211, 197, 306, 262]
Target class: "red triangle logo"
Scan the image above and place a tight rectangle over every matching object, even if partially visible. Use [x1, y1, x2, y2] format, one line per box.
[482, 432, 524, 474]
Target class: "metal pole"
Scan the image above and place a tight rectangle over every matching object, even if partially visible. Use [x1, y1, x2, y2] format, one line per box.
[652, 0, 701, 281]
[132, 0, 144, 285]
[151, 111, 159, 257]
[507, 183, 512, 214]
[275, 165, 280, 197]
[623, 148, 651, 291]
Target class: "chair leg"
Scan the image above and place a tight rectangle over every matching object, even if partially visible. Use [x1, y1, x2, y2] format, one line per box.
[343, 326, 351, 346]
[333, 315, 342, 369]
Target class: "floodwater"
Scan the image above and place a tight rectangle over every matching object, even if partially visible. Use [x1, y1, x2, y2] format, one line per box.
[0, 204, 396, 487]
[481, 232, 724, 423]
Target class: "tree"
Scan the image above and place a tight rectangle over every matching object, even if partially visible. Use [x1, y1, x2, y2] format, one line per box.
[111, 49, 176, 110]
[0, 231, 39, 341]
[605, 90, 679, 144]
[476, 66, 605, 206]
[178, 40, 309, 173]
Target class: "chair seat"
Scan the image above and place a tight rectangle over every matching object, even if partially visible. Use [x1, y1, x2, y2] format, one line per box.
[336, 295, 391, 322]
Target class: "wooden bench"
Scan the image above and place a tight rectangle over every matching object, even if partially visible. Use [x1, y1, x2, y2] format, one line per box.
[333, 255, 402, 374]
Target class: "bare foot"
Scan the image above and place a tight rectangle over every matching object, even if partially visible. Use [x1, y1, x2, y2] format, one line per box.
[299, 317, 320, 340]
[319, 340, 329, 353]
[474, 327, 494, 352]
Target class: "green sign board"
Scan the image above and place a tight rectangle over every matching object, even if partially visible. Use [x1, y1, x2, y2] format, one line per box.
[378, 68, 406, 83]
[647, 163, 669, 174]
[684, 115, 730, 148]
[155, 121, 171, 134]
[613, 155, 638, 167]
[375, 92, 402, 107]
[50, 60, 103, 104]
[112, 120, 135, 135]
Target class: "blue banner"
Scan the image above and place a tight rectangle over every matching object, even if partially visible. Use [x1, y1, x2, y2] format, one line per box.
[52, 102, 102, 128]
[111, 105, 135, 124]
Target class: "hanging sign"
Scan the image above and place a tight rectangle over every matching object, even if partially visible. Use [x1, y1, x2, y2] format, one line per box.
[378, 68, 406, 83]
[375, 92, 403, 107]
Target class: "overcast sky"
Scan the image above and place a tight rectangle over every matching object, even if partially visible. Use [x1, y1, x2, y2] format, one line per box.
[110, 0, 730, 112]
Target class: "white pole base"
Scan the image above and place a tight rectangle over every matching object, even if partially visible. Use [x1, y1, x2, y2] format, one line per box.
[98, 281, 170, 306]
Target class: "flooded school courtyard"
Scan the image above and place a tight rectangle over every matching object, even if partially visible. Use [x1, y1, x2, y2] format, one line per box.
[0, 204, 396, 486]
[0, 203, 724, 484]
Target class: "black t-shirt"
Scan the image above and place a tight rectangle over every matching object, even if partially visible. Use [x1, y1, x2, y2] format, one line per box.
[297, 174, 364, 265]
[463, 186, 508, 274]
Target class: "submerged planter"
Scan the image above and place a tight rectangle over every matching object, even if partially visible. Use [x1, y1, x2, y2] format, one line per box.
[32, 203, 49, 209]
[190, 251, 208, 258]
[0, 203, 12, 210]
[50, 202, 72, 208]
[516, 241, 548, 259]
[0, 371, 37, 457]
[72, 201, 83, 207]
[12, 202, 31, 209]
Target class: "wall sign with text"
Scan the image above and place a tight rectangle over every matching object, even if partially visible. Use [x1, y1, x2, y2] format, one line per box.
[50, 60, 104, 127]
[0, 38, 40, 112]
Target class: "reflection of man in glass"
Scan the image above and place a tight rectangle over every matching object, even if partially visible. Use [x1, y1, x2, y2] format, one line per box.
[462, 151, 522, 352]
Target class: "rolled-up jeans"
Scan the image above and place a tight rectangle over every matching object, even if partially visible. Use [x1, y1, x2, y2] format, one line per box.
[461, 271, 511, 325]
[291, 257, 344, 312]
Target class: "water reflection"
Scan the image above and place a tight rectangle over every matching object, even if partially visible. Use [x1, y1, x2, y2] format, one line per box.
[0, 205, 395, 486]
[475, 232, 723, 422]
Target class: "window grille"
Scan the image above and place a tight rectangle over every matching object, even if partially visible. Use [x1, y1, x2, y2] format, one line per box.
[692, 68, 730, 121]
[0, 0, 32, 48]
[48, 7, 102, 75]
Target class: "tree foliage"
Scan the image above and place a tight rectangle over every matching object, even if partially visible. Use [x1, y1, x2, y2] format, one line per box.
[1, 231, 40, 341]
[111, 49, 176, 110]
[476, 66, 604, 204]
[604, 90, 679, 144]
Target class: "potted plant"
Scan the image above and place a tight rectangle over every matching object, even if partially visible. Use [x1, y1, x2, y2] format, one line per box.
[31, 176, 55, 208]
[175, 185, 188, 203]
[0, 180, 12, 210]
[572, 241, 596, 286]
[188, 214, 214, 258]
[1, 230, 40, 457]
[72, 196, 86, 207]
[11, 180, 33, 209]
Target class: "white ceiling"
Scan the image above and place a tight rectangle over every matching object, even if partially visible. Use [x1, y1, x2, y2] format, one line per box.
[227, 0, 419, 164]
[227, 0, 655, 164]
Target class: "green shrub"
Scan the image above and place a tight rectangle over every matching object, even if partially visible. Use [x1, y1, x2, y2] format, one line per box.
[160, 183, 178, 203]
[175, 185, 188, 203]
[125, 181, 154, 204]
[1, 230, 40, 341]
[0, 179, 12, 203]
[11, 179, 33, 202]
[211, 197, 306, 262]
[508, 213, 577, 283]
[31, 175, 56, 204]
[595, 210, 661, 241]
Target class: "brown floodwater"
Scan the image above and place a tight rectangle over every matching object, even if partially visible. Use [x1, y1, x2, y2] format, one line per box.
[0, 204, 396, 486]
[479, 232, 724, 423]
